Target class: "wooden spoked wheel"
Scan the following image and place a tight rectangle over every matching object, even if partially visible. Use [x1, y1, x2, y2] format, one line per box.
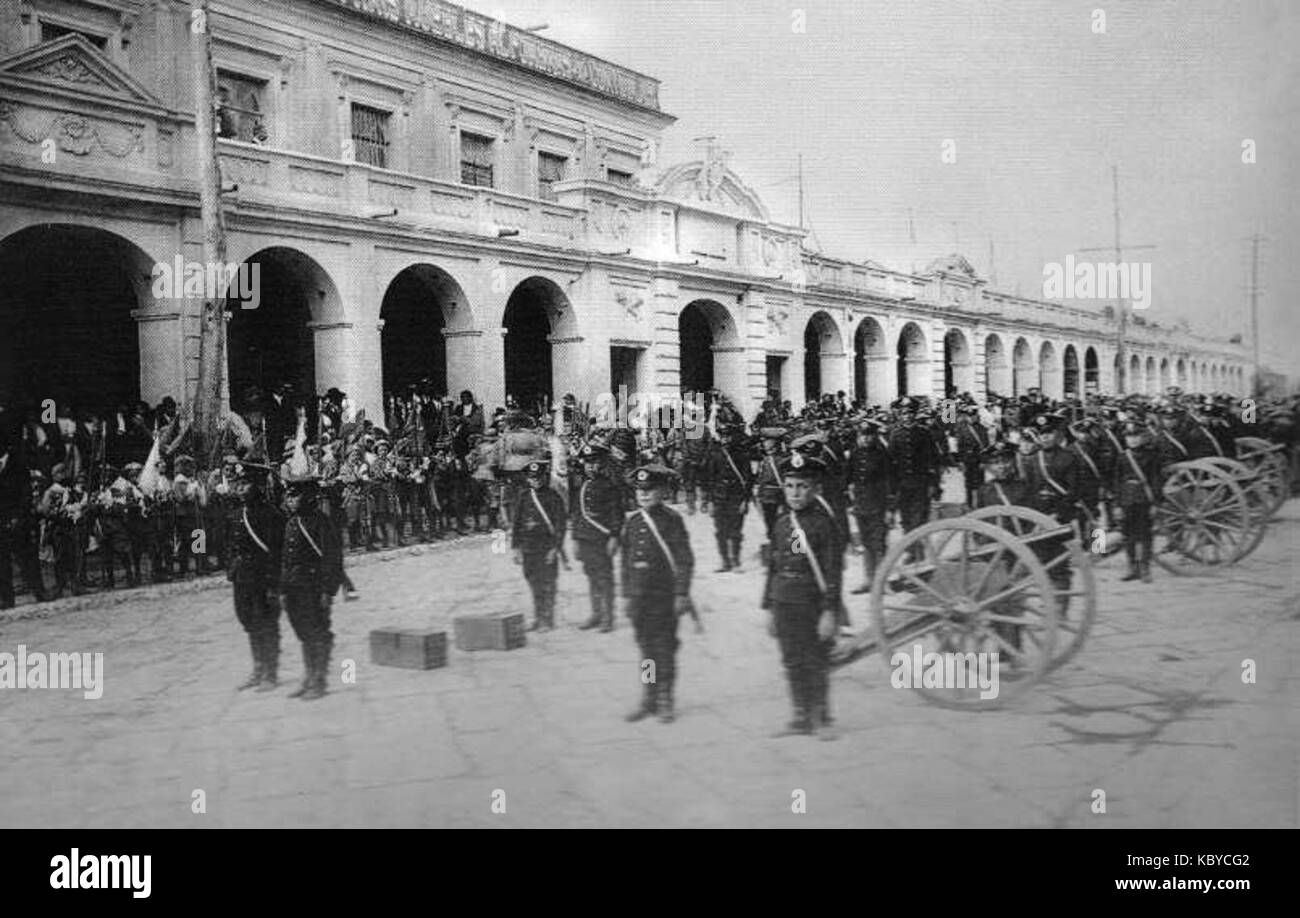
[868, 518, 1057, 709]
[966, 505, 1097, 671]
[1235, 437, 1291, 517]
[1153, 460, 1265, 575]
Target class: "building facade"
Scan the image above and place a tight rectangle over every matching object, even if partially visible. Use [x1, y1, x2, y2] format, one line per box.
[0, 0, 1251, 423]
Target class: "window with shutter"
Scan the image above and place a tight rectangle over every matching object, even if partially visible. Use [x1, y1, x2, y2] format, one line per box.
[351, 104, 390, 168]
[537, 152, 566, 201]
[460, 133, 494, 187]
[606, 168, 635, 188]
[216, 72, 268, 144]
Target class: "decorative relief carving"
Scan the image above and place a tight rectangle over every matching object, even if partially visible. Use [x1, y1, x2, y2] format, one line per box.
[589, 198, 631, 242]
[32, 55, 104, 87]
[615, 290, 643, 321]
[766, 304, 790, 337]
[0, 100, 143, 158]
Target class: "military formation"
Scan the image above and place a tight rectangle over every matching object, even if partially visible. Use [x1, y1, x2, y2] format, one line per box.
[3, 382, 1297, 723]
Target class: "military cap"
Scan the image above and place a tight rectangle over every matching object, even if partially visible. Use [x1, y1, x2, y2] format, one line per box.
[789, 431, 828, 452]
[779, 451, 826, 477]
[524, 459, 549, 476]
[578, 443, 608, 460]
[982, 440, 1018, 460]
[632, 464, 673, 488]
[1032, 413, 1061, 432]
[123, 461, 144, 473]
[858, 417, 882, 432]
[284, 477, 319, 495]
[1121, 420, 1149, 436]
[759, 427, 788, 440]
[895, 396, 916, 411]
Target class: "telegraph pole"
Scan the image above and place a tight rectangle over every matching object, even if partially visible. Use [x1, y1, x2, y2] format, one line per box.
[1249, 232, 1262, 395]
[190, 0, 229, 462]
[1076, 166, 1156, 395]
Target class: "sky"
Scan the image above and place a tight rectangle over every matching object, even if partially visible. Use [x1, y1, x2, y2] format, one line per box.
[461, 0, 1299, 375]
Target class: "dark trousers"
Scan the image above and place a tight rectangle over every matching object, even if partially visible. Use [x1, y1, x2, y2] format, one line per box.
[854, 509, 887, 584]
[1, 522, 44, 607]
[897, 479, 931, 562]
[576, 538, 614, 621]
[100, 522, 137, 588]
[761, 502, 781, 541]
[628, 592, 680, 689]
[522, 548, 558, 625]
[234, 577, 281, 641]
[283, 586, 332, 647]
[1121, 502, 1153, 551]
[774, 601, 830, 718]
[963, 461, 984, 507]
[712, 497, 744, 563]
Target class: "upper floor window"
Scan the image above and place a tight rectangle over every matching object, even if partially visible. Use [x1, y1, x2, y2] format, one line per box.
[216, 72, 268, 144]
[606, 167, 635, 188]
[460, 133, 494, 188]
[40, 22, 108, 49]
[350, 103, 390, 168]
[537, 152, 566, 201]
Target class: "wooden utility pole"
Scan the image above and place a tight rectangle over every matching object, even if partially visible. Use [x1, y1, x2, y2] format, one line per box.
[1249, 233, 1262, 395]
[191, 0, 229, 463]
[1076, 166, 1155, 395]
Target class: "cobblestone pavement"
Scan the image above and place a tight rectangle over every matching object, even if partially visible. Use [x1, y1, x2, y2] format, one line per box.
[2, 484, 1296, 828]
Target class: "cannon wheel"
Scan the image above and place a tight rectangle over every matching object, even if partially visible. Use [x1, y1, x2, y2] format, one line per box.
[1154, 460, 1265, 575]
[1197, 456, 1275, 525]
[868, 517, 1058, 709]
[966, 505, 1096, 671]
[1235, 436, 1290, 517]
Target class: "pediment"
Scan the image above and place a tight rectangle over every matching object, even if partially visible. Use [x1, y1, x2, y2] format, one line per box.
[655, 159, 770, 222]
[923, 253, 980, 279]
[0, 34, 162, 108]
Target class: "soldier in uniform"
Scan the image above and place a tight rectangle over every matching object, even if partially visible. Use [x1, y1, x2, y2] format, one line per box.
[511, 459, 568, 632]
[754, 428, 788, 551]
[976, 440, 1033, 509]
[888, 399, 940, 562]
[955, 404, 989, 508]
[1114, 419, 1162, 582]
[572, 444, 622, 632]
[848, 418, 894, 594]
[1021, 413, 1081, 612]
[619, 464, 694, 723]
[761, 452, 841, 738]
[280, 478, 345, 701]
[703, 422, 753, 572]
[227, 469, 284, 690]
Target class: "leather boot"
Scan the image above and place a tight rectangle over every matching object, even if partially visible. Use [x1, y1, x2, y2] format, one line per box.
[579, 588, 602, 630]
[1120, 544, 1139, 581]
[657, 682, 675, 723]
[625, 682, 656, 722]
[714, 533, 731, 572]
[237, 633, 264, 691]
[288, 643, 312, 698]
[730, 540, 743, 572]
[256, 630, 280, 691]
[301, 640, 328, 701]
[774, 676, 812, 736]
[1138, 543, 1153, 583]
[599, 583, 615, 632]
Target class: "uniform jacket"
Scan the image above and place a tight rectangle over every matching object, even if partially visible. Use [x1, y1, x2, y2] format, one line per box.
[1023, 445, 1081, 522]
[510, 484, 568, 552]
[762, 503, 843, 612]
[619, 503, 693, 598]
[703, 441, 754, 503]
[227, 499, 285, 585]
[571, 475, 623, 543]
[281, 507, 344, 594]
[1112, 444, 1163, 507]
[848, 437, 895, 512]
[754, 451, 786, 505]
[888, 424, 939, 485]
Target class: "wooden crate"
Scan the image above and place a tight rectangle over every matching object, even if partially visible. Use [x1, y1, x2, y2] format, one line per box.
[370, 628, 448, 670]
[453, 611, 526, 651]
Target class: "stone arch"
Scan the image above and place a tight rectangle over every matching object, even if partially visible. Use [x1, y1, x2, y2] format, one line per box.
[502, 275, 578, 412]
[679, 297, 743, 402]
[1176, 358, 1187, 389]
[1012, 336, 1035, 396]
[1039, 341, 1060, 399]
[226, 246, 344, 413]
[804, 310, 845, 402]
[1144, 356, 1157, 395]
[984, 333, 1011, 398]
[943, 327, 974, 397]
[1085, 346, 1099, 394]
[1130, 353, 1143, 394]
[0, 223, 154, 416]
[378, 263, 472, 403]
[896, 321, 930, 398]
[1063, 344, 1081, 399]
[1158, 357, 1171, 393]
[853, 315, 888, 406]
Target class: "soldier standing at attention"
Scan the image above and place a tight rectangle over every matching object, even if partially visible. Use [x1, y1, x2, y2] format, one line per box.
[888, 398, 940, 562]
[1114, 419, 1162, 583]
[619, 464, 694, 724]
[761, 453, 841, 739]
[511, 459, 568, 632]
[227, 470, 284, 691]
[1022, 413, 1081, 614]
[848, 418, 894, 594]
[754, 428, 788, 552]
[704, 421, 754, 572]
[572, 444, 622, 632]
[280, 478, 344, 701]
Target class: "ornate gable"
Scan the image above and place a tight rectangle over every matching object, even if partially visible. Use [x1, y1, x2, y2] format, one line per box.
[0, 33, 162, 108]
[923, 253, 980, 279]
[654, 141, 770, 222]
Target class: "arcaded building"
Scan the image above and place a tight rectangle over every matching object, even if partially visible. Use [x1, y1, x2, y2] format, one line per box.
[0, 0, 1250, 422]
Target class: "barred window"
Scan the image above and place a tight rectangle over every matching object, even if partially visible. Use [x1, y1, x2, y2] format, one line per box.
[40, 22, 108, 49]
[216, 72, 268, 144]
[460, 133, 494, 187]
[606, 167, 635, 187]
[350, 103, 389, 168]
[537, 152, 566, 201]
